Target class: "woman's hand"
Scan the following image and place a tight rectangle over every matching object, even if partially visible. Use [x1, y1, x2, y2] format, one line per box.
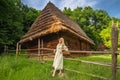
[53, 49, 56, 54]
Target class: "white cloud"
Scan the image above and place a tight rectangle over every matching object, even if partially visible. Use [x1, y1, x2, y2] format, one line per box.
[59, 0, 97, 10]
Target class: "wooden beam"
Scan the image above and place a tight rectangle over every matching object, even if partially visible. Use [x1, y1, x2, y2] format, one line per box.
[65, 58, 111, 66]
[18, 44, 21, 55]
[41, 39, 44, 60]
[64, 68, 108, 80]
[116, 50, 120, 55]
[19, 53, 53, 56]
[38, 38, 41, 61]
[16, 43, 19, 57]
[111, 23, 119, 80]
[64, 58, 120, 69]
[4, 45, 7, 54]
[69, 50, 112, 54]
[14, 47, 120, 54]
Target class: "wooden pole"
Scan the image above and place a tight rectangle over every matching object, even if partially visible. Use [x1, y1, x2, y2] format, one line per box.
[41, 39, 43, 60]
[38, 38, 40, 61]
[4, 45, 6, 54]
[16, 43, 19, 57]
[6, 46, 8, 54]
[64, 68, 108, 80]
[111, 21, 118, 80]
[19, 44, 21, 55]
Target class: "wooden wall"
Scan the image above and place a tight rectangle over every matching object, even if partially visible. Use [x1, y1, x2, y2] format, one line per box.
[61, 32, 91, 51]
[61, 32, 91, 57]
[42, 33, 59, 49]
[63, 35, 80, 50]
[26, 32, 91, 57]
[26, 39, 38, 54]
[26, 33, 59, 54]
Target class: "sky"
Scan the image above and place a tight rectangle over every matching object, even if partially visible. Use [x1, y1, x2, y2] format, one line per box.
[21, 0, 120, 18]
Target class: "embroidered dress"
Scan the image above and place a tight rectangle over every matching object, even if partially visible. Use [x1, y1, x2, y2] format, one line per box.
[53, 43, 68, 70]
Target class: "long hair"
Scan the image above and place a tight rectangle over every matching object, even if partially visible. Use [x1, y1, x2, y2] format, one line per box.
[59, 37, 65, 46]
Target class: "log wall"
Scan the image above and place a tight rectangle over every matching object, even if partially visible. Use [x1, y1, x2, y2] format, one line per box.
[26, 32, 92, 57]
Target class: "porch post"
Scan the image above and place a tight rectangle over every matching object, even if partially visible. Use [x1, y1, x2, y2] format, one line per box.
[19, 44, 21, 55]
[16, 42, 19, 57]
[41, 39, 43, 60]
[38, 38, 41, 61]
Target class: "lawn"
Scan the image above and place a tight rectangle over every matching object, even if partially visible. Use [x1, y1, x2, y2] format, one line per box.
[0, 54, 120, 80]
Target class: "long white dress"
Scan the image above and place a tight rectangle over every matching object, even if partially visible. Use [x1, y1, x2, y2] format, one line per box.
[53, 43, 68, 70]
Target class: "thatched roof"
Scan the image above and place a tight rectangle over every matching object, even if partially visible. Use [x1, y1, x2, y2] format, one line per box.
[19, 2, 95, 45]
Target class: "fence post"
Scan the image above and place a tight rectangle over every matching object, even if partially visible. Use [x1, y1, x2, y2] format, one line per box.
[16, 42, 19, 57]
[4, 45, 7, 54]
[41, 39, 44, 61]
[19, 44, 21, 55]
[111, 21, 119, 80]
[38, 38, 41, 61]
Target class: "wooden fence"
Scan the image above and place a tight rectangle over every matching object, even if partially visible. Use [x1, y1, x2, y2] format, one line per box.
[12, 47, 120, 80]
[14, 21, 119, 80]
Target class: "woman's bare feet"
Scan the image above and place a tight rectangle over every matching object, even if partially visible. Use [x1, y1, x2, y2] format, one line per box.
[52, 73, 55, 77]
[58, 72, 63, 77]
[52, 69, 56, 77]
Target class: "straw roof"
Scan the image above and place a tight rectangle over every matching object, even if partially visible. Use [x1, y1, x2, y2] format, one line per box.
[19, 2, 95, 45]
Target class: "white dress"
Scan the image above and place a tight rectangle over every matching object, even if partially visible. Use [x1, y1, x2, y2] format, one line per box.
[53, 43, 68, 70]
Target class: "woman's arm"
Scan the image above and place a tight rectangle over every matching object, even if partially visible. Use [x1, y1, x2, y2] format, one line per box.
[53, 49, 56, 54]
[53, 44, 58, 54]
[64, 45, 68, 51]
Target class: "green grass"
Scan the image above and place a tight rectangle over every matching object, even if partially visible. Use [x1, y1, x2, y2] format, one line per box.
[77, 54, 120, 64]
[65, 54, 120, 80]
[0, 54, 120, 80]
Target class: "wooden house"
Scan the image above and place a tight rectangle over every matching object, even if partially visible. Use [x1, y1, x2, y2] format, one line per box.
[17, 2, 95, 57]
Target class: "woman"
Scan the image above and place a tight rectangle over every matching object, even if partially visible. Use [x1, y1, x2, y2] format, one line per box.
[52, 37, 68, 77]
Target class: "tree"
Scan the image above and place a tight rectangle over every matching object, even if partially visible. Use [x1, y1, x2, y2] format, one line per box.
[93, 10, 111, 31]
[100, 19, 120, 49]
[0, 0, 23, 52]
[22, 7, 40, 32]
[0, 0, 40, 53]
[63, 7, 72, 18]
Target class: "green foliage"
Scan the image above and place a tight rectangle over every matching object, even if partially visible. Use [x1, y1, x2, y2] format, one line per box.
[0, 0, 23, 50]
[100, 19, 120, 49]
[100, 22, 111, 48]
[63, 7, 72, 17]
[0, 0, 40, 52]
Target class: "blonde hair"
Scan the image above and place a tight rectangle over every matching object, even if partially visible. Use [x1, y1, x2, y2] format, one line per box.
[59, 37, 65, 46]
